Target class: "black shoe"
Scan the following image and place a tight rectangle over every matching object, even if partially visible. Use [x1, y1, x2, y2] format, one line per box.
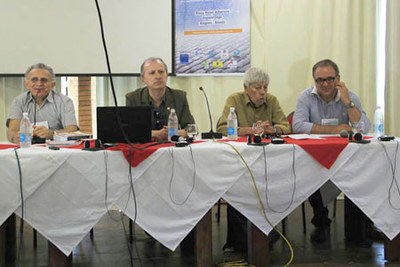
[310, 226, 330, 243]
[222, 243, 235, 253]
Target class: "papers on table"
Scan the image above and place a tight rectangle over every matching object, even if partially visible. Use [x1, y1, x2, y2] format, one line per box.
[288, 134, 339, 140]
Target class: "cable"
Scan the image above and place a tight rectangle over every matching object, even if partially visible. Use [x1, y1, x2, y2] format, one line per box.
[264, 144, 296, 213]
[168, 144, 196, 205]
[14, 147, 24, 266]
[214, 140, 294, 266]
[14, 148, 24, 225]
[94, 1, 140, 265]
[378, 140, 400, 209]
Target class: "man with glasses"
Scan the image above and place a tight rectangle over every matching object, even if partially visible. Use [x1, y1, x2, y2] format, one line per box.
[292, 59, 370, 243]
[7, 63, 78, 144]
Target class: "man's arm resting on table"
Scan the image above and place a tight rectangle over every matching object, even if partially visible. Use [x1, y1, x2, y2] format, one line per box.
[7, 119, 79, 144]
[311, 123, 352, 134]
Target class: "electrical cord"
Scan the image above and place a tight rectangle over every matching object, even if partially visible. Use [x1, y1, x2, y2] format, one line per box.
[14, 147, 24, 266]
[378, 140, 400, 210]
[214, 140, 294, 266]
[264, 144, 296, 213]
[168, 144, 197, 205]
[94, 1, 140, 265]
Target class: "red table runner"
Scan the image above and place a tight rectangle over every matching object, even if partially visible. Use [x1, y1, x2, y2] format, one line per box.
[285, 137, 349, 169]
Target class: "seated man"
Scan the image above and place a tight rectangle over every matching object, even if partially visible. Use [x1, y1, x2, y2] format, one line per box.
[217, 67, 291, 252]
[7, 63, 78, 144]
[292, 59, 371, 243]
[125, 57, 195, 141]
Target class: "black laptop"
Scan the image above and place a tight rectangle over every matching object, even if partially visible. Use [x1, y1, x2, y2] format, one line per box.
[97, 106, 152, 143]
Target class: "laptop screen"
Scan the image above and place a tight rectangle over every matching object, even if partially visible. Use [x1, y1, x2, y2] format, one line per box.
[96, 106, 152, 143]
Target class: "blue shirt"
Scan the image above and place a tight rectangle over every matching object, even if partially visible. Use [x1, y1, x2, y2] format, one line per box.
[292, 86, 370, 134]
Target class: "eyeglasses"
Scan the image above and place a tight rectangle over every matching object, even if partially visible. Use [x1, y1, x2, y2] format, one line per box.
[314, 76, 336, 85]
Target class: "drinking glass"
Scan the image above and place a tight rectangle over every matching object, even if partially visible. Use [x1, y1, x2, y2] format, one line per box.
[352, 121, 365, 134]
[252, 122, 264, 136]
[186, 124, 198, 139]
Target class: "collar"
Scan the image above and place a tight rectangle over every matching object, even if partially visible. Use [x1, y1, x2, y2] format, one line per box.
[142, 87, 167, 106]
[27, 91, 54, 105]
[244, 92, 267, 109]
[311, 86, 340, 103]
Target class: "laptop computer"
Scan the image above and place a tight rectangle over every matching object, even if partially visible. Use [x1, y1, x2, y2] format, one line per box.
[97, 106, 152, 143]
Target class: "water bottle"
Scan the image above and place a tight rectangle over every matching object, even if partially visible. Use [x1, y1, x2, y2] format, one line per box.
[168, 108, 179, 142]
[227, 107, 238, 140]
[374, 106, 384, 138]
[20, 112, 32, 148]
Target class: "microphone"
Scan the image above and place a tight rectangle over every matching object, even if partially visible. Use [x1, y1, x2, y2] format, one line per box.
[199, 87, 222, 139]
[339, 129, 349, 138]
[31, 95, 46, 144]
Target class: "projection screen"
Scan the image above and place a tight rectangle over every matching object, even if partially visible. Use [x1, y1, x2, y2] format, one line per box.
[0, 0, 172, 75]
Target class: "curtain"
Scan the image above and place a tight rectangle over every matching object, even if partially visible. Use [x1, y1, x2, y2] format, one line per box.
[385, 0, 400, 136]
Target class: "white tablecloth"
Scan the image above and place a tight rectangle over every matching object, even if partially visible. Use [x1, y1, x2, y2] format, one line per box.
[1, 139, 400, 255]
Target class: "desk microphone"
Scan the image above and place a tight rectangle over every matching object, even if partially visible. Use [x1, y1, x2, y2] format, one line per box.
[339, 129, 349, 138]
[199, 87, 222, 139]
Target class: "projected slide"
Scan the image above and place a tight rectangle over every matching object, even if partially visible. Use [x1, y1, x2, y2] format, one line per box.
[175, 0, 250, 75]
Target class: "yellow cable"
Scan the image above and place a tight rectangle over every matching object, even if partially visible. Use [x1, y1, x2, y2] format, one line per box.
[215, 140, 294, 266]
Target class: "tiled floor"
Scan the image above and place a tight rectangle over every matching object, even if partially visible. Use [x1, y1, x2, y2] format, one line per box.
[9, 200, 399, 266]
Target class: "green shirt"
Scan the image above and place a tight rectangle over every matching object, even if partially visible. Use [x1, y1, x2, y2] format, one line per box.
[217, 91, 291, 135]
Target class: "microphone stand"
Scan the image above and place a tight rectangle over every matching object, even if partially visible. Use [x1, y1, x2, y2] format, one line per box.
[199, 87, 222, 139]
[31, 95, 46, 144]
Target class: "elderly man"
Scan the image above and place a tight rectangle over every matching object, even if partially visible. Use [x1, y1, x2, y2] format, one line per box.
[125, 57, 195, 141]
[293, 59, 371, 243]
[7, 63, 78, 144]
[217, 67, 290, 137]
[217, 67, 290, 253]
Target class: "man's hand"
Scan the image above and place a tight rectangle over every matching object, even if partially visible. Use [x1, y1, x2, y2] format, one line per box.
[336, 81, 351, 106]
[33, 125, 54, 139]
[152, 127, 168, 141]
[335, 123, 352, 133]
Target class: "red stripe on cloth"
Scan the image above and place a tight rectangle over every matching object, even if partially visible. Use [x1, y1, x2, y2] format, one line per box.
[108, 142, 175, 167]
[285, 137, 349, 169]
[0, 144, 19, 150]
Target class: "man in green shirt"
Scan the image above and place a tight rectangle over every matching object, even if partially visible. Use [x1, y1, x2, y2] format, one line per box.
[217, 67, 290, 137]
[217, 67, 290, 253]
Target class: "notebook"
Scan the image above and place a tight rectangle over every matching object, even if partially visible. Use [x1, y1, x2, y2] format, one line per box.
[97, 106, 152, 143]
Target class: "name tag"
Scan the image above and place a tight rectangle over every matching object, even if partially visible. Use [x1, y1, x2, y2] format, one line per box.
[321, 118, 338, 126]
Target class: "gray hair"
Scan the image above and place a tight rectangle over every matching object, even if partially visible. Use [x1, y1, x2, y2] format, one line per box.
[312, 59, 340, 78]
[243, 67, 270, 88]
[25, 63, 55, 81]
[140, 57, 168, 77]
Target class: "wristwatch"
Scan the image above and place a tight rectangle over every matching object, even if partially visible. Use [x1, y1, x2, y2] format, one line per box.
[345, 101, 355, 109]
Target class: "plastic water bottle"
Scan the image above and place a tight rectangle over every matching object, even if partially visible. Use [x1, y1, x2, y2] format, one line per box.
[374, 106, 384, 138]
[227, 107, 238, 140]
[168, 108, 179, 142]
[20, 112, 32, 148]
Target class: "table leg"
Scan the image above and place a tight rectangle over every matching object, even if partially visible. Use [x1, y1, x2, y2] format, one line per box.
[194, 210, 212, 267]
[48, 241, 72, 267]
[248, 221, 269, 266]
[385, 234, 400, 261]
[0, 214, 16, 267]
